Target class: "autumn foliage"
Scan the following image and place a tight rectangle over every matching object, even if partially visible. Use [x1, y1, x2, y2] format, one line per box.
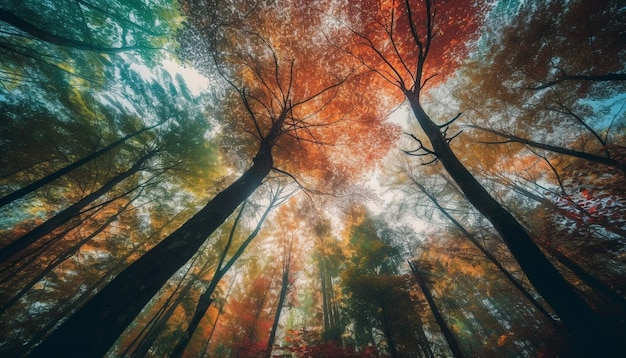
[329, 0, 487, 93]
[1, 0, 626, 357]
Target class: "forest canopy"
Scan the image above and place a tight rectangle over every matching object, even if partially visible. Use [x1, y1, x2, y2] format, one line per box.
[1, 0, 625, 357]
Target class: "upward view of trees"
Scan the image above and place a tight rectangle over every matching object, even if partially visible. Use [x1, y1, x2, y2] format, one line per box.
[1, 0, 624, 357]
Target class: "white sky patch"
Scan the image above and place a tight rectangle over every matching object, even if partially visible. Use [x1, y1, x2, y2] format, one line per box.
[387, 101, 413, 129]
[162, 59, 210, 95]
[130, 57, 210, 96]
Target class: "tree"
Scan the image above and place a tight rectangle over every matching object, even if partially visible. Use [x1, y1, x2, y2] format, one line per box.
[341, 208, 431, 357]
[313, 220, 345, 342]
[399, 166, 562, 332]
[27, 2, 395, 356]
[265, 232, 295, 357]
[469, 125, 626, 173]
[339, 0, 623, 354]
[408, 260, 464, 358]
[0, 64, 219, 325]
[0, 149, 157, 265]
[169, 185, 288, 357]
[0, 117, 168, 210]
[0, 0, 178, 92]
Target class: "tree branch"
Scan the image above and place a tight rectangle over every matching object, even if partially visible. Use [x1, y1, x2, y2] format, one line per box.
[527, 73, 626, 90]
[0, 8, 159, 53]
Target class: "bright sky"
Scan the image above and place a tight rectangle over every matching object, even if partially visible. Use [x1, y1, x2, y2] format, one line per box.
[130, 57, 210, 96]
[162, 59, 211, 95]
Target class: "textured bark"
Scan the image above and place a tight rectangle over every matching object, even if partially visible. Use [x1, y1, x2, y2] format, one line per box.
[406, 95, 620, 355]
[409, 261, 465, 358]
[27, 143, 274, 358]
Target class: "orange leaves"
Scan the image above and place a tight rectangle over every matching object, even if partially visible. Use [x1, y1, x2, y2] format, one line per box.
[179, 1, 404, 194]
[339, 0, 488, 92]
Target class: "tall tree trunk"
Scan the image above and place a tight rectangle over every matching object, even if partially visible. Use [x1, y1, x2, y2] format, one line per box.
[320, 258, 341, 336]
[0, 193, 138, 314]
[409, 261, 465, 358]
[406, 96, 620, 355]
[9, 238, 145, 357]
[127, 256, 206, 358]
[266, 263, 290, 357]
[170, 194, 277, 358]
[378, 302, 398, 358]
[0, 150, 156, 265]
[409, 177, 564, 334]
[27, 142, 274, 358]
[0, 120, 165, 209]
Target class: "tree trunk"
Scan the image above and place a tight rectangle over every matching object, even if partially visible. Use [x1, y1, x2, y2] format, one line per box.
[9, 239, 144, 357]
[378, 302, 398, 358]
[539, 241, 626, 318]
[127, 257, 205, 358]
[408, 261, 465, 358]
[0, 8, 152, 53]
[320, 258, 341, 337]
[409, 177, 564, 334]
[0, 194, 138, 314]
[27, 143, 274, 358]
[266, 239, 293, 357]
[171, 195, 276, 358]
[406, 96, 621, 355]
[266, 265, 290, 357]
[0, 150, 156, 265]
[0, 120, 165, 209]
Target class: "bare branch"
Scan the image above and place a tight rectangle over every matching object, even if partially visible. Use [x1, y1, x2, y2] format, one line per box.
[0, 8, 160, 53]
[526, 72, 626, 90]
[469, 125, 626, 172]
[445, 130, 463, 143]
[438, 112, 463, 128]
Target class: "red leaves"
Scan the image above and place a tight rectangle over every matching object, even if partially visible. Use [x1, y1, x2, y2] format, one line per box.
[550, 185, 626, 233]
[340, 0, 488, 91]
[283, 329, 380, 357]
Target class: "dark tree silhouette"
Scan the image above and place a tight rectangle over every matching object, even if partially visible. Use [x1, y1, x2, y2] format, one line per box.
[343, 0, 624, 354]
